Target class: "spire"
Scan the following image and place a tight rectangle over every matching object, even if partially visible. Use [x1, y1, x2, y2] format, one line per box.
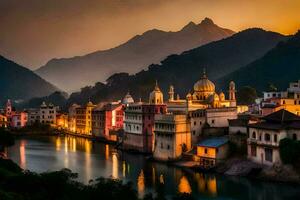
[154, 80, 161, 91]
[202, 68, 207, 79]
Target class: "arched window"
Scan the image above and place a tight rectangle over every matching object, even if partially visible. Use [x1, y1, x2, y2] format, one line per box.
[264, 133, 271, 142]
[252, 131, 256, 139]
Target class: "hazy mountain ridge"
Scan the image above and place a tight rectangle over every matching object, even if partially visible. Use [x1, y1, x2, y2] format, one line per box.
[0, 55, 59, 105]
[36, 18, 235, 92]
[66, 28, 286, 106]
[217, 30, 300, 92]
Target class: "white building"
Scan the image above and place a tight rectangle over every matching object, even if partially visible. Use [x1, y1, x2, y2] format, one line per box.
[27, 102, 58, 126]
[247, 109, 300, 166]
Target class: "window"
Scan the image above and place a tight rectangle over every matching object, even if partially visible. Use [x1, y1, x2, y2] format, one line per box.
[293, 134, 297, 140]
[193, 131, 196, 135]
[265, 148, 273, 162]
[274, 135, 278, 143]
[167, 145, 170, 150]
[252, 131, 256, 139]
[194, 121, 196, 126]
[212, 120, 215, 124]
[264, 134, 271, 142]
[204, 148, 208, 154]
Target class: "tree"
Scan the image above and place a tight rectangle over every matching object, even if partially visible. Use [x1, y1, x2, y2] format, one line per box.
[236, 86, 258, 105]
[279, 138, 300, 165]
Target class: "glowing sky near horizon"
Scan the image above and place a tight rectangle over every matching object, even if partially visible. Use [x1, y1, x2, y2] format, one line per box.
[0, 0, 299, 69]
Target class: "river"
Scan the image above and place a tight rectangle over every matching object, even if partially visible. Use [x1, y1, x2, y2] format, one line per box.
[6, 135, 300, 199]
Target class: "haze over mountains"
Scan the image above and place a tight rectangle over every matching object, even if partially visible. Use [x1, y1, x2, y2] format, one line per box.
[0, 56, 58, 105]
[66, 28, 286, 106]
[36, 18, 235, 92]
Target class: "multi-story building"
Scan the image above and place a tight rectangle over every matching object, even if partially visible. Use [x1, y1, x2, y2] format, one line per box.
[68, 104, 80, 132]
[11, 112, 28, 129]
[0, 114, 8, 128]
[123, 82, 167, 153]
[247, 109, 300, 165]
[56, 113, 68, 130]
[189, 107, 237, 145]
[27, 109, 40, 125]
[153, 114, 191, 161]
[75, 101, 95, 135]
[39, 102, 57, 125]
[260, 80, 300, 116]
[92, 102, 124, 141]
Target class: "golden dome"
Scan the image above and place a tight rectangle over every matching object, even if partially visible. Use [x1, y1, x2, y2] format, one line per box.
[193, 71, 215, 93]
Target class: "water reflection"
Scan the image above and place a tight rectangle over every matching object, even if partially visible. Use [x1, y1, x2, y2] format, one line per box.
[137, 170, 145, 197]
[178, 176, 192, 194]
[19, 140, 26, 169]
[112, 153, 118, 179]
[7, 136, 300, 200]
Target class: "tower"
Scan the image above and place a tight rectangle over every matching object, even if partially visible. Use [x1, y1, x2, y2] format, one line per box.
[149, 81, 163, 104]
[229, 81, 237, 107]
[5, 99, 12, 117]
[168, 85, 174, 101]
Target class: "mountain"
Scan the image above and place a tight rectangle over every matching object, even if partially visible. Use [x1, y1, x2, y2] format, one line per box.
[0, 55, 59, 105]
[66, 28, 286, 105]
[36, 18, 235, 92]
[17, 91, 68, 109]
[217, 30, 300, 93]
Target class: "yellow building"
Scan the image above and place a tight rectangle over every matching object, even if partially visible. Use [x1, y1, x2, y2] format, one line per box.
[153, 114, 191, 161]
[75, 101, 95, 135]
[56, 113, 68, 130]
[0, 114, 8, 128]
[196, 137, 229, 169]
[262, 98, 300, 116]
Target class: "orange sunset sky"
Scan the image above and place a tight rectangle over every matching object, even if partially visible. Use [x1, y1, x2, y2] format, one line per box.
[0, 0, 299, 69]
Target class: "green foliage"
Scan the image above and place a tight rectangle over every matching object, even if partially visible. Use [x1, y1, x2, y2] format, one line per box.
[279, 138, 300, 165]
[236, 86, 257, 105]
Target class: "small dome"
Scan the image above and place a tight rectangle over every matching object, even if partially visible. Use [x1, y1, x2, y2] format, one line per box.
[122, 92, 134, 104]
[193, 72, 215, 93]
[208, 93, 219, 103]
[40, 101, 47, 108]
[219, 92, 225, 101]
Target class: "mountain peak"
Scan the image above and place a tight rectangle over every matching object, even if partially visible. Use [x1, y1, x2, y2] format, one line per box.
[199, 17, 215, 25]
[181, 21, 197, 31]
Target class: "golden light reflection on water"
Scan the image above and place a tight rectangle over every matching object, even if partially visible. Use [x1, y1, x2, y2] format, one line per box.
[19, 140, 26, 169]
[85, 140, 91, 182]
[112, 153, 118, 179]
[196, 173, 217, 196]
[105, 144, 109, 160]
[122, 161, 126, 177]
[137, 170, 145, 196]
[160, 174, 164, 184]
[178, 176, 192, 194]
[152, 167, 156, 185]
[56, 137, 61, 151]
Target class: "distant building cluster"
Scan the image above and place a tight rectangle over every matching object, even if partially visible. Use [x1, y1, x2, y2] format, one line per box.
[2, 72, 300, 169]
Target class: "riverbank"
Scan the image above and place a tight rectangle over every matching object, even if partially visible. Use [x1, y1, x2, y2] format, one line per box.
[170, 156, 300, 185]
[7, 129, 300, 185]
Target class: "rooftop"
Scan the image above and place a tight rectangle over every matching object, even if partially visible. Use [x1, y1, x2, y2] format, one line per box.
[197, 137, 228, 148]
